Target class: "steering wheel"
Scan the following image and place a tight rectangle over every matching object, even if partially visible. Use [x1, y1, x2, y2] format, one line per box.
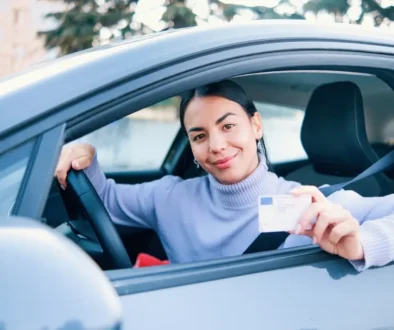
[66, 169, 133, 269]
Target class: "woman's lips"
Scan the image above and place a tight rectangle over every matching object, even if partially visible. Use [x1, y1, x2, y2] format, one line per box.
[212, 153, 238, 169]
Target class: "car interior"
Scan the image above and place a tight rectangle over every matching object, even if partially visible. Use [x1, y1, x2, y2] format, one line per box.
[42, 69, 394, 270]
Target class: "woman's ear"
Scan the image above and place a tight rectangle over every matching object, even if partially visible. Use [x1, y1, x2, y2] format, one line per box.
[251, 112, 263, 140]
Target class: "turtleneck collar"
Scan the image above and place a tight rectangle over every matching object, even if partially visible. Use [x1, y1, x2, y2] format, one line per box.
[208, 152, 282, 208]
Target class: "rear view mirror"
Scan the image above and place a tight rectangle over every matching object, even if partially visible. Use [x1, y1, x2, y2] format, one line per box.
[0, 217, 122, 330]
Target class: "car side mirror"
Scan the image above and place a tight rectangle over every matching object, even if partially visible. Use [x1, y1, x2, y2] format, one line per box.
[0, 217, 122, 330]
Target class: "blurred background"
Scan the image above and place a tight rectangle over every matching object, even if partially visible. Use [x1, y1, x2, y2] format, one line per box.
[2, 0, 394, 171]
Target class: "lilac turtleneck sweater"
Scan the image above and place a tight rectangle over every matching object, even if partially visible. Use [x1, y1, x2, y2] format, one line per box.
[84, 153, 394, 271]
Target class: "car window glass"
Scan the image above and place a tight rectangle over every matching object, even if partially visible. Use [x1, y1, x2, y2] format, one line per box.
[77, 97, 180, 172]
[0, 141, 34, 217]
[255, 102, 307, 163]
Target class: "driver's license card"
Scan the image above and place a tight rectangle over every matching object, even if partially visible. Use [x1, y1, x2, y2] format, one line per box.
[258, 194, 312, 232]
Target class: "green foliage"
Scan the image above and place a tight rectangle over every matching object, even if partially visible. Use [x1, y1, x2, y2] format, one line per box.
[162, 1, 197, 29]
[39, 0, 394, 56]
[38, 0, 137, 56]
[360, 0, 394, 25]
[303, 0, 350, 16]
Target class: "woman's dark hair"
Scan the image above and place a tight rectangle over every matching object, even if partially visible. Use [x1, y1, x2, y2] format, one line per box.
[179, 79, 270, 167]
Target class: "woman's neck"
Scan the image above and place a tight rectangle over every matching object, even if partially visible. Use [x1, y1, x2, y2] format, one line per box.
[207, 152, 279, 208]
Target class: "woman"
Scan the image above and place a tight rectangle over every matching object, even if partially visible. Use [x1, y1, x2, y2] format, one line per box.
[56, 80, 394, 271]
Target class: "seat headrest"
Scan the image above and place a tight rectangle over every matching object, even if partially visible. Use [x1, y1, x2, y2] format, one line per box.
[301, 81, 379, 175]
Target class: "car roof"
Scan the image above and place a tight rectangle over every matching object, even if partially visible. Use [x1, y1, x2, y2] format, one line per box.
[1, 19, 394, 136]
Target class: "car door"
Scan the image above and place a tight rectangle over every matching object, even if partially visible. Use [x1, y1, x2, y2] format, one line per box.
[109, 249, 394, 330]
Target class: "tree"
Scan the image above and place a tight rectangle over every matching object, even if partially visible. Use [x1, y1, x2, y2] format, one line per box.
[209, 0, 304, 21]
[162, 0, 197, 29]
[40, 0, 394, 57]
[303, 0, 350, 20]
[303, 0, 394, 25]
[38, 0, 138, 56]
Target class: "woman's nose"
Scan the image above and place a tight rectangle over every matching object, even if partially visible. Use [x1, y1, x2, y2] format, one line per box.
[209, 133, 227, 152]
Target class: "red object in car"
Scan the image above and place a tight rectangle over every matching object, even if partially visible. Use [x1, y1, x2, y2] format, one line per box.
[134, 253, 170, 268]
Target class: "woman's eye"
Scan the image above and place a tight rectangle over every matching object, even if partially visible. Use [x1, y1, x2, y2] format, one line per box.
[223, 124, 235, 131]
[193, 134, 205, 142]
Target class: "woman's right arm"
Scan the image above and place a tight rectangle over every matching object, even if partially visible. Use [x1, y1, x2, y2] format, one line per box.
[55, 143, 179, 230]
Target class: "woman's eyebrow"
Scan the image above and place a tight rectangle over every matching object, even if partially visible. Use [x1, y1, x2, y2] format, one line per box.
[187, 112, 236, 133]
[188, 126, 203, 133]
[215, 112, 236, 125]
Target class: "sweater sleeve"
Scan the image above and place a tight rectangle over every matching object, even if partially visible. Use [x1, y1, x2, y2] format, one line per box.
[350, 217, 394, 271]
[83, 154, 181, 230]
[327, 190, 394, 271]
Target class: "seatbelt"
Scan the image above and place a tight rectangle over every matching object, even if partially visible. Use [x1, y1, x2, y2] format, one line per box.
[319, 150, 394, 196]
[243, 150, 394, 255]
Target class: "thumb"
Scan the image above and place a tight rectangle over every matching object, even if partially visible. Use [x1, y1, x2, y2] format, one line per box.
[72, 156, 92, 170]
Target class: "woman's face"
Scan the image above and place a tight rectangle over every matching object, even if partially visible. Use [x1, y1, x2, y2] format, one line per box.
[183, 95, 263, 184]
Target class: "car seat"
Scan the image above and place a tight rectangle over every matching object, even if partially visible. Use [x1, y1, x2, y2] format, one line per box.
[285, 81, 394, 197]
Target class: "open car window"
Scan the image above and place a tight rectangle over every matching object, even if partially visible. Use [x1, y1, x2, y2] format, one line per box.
[77, 98, 180, 172]
[42, 68, 394, 275]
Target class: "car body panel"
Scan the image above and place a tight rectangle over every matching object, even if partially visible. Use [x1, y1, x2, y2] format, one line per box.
[117, 259, 394, 330]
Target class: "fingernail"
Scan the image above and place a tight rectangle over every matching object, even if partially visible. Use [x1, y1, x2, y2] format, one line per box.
[313, 236, 317, 244]
[60, 185, 65, 191]
[73, 161, 79, 169]
[295, 224, 302, 235]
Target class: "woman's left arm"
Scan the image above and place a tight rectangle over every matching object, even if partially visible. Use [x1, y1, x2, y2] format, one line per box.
[290, 186, 394, 271]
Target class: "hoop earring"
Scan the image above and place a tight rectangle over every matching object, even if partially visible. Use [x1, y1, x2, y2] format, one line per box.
[194, 158, 200, 169]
